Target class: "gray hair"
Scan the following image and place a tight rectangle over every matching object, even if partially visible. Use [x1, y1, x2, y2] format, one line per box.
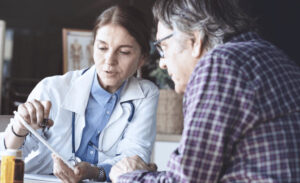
[153, 0, 255, 51]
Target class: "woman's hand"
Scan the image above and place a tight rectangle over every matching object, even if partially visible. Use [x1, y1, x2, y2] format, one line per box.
[52, 154, 99, 183]
[110, 155, 157, 183]
[13, 99, 53, 135]
[4, 99, 54, 149]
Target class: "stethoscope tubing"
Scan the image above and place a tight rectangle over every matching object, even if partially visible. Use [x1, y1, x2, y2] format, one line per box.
[71, 101, 135, 162]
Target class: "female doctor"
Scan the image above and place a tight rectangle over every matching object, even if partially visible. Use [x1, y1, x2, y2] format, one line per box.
[1, 5, 159, 182]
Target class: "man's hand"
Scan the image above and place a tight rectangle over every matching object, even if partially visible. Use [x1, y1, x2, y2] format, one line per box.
[52, 154, 99, 183]
[110, 155, 157, 183]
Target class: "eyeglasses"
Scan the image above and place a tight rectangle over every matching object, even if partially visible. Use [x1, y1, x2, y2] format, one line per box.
[153, 33, 173, 58]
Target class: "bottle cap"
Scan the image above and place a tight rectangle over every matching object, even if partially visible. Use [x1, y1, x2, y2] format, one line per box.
[0, 149, 22, 158]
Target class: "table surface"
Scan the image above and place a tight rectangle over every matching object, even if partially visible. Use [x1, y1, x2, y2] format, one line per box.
[25, 180, 46, 183]
[24, 179, 108, 183]
[24, 173, 108, 183]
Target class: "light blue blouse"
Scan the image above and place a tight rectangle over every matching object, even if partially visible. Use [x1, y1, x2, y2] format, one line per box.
[76, 72, 124, 181]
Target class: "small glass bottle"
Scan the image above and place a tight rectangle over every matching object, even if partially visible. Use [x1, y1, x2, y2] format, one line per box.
[0, 149, 24, 183]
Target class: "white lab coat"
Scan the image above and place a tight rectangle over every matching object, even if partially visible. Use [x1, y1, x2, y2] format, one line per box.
[0, 66, 159, 174]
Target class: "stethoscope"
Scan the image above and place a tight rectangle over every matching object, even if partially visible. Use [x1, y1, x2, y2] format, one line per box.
[69, 100, 135, 165]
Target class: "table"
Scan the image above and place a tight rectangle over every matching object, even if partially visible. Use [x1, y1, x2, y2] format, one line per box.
[25, 179, 108, 183]
[24, 174, 108, 183]
[25, 179, 47, 183]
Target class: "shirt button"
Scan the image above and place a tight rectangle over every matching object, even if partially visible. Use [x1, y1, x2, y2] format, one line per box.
[90, 151, 94, 155]
[106, 111, 110, 115]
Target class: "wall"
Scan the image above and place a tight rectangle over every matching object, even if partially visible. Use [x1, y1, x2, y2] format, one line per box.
[0, 1, 299, 113]
[152, 141, 179, 171]
[0, 0, 155, 114]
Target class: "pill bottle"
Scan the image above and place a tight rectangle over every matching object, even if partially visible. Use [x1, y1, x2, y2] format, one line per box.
[0, 149, 24, 183]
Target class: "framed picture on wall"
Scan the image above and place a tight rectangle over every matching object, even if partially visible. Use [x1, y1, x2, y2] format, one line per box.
[0, 20, 6, 112]
[62, 28, 94, 73]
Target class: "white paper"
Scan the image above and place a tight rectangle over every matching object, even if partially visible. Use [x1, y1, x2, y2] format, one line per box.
[13, 111, 75, 170]
[24, 174, 108, 182]
[25, 174, 60, 182]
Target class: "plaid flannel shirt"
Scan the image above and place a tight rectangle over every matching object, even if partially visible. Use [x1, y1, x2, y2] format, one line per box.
[117, 32, 300, 183]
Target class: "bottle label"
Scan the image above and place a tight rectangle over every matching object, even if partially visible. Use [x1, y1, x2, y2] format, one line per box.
[1, 155, 15, 183]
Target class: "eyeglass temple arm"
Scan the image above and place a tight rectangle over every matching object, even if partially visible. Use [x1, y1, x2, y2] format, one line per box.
[153, 33, 174, 45]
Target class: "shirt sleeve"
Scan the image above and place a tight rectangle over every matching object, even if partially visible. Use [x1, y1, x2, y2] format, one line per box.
[97, 163, 111, 182]
[116, 54, 257, 182]
[0, 118, 41, 158]
[0, 79, 54, 158]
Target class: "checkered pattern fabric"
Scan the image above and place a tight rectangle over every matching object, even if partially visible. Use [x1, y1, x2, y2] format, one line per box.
[117, 32, 300, 183]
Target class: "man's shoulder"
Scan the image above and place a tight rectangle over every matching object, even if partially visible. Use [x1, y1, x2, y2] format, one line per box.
[204, 32, 284, 69]
[214, 33, 269, 58]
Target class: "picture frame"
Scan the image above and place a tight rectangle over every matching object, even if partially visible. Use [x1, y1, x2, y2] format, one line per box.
[62, 28, 94, 73]
[0, 20, 6, 112]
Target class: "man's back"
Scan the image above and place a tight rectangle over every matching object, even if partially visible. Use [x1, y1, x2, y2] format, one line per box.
[110, 0, 300, 182]
[181, 31, 300, 182]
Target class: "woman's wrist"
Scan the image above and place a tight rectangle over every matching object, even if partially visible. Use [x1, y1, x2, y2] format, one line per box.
[12, 120, 29, 137]
[11, 125, 28, 137]
[97, 166, 106, 181]
[90, 165, 106, 181]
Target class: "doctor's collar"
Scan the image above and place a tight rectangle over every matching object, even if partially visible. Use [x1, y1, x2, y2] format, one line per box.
[91, 72, 126, 105]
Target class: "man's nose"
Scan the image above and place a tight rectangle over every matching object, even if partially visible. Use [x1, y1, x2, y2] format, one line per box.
[159, 58, 167, 70]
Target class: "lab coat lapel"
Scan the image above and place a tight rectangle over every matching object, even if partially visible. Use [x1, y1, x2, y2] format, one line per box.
[107, 77, 144, 124]
[61, 66, 95, 151]
[120, 77, 145, 103]
[100, 77, 145, 150]
[61, 66, 95, 115]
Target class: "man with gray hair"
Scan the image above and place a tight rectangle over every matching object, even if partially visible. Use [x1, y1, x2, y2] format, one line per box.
[110, 0, 300, 182]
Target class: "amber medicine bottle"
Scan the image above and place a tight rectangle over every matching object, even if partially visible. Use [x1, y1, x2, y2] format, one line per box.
[0, 149, 24, 183]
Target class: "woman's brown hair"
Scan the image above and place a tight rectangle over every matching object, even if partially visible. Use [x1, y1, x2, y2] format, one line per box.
[93, 5, 152, 57]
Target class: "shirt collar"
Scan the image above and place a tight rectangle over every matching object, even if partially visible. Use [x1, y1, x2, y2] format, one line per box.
[227, 31, 260, 43]
[61, 66, 145, 115]
[91, 72, 125, 106]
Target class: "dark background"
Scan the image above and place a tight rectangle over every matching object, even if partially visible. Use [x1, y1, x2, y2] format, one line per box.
[242, 0, 299, 65]
[0, 0, 299, 114]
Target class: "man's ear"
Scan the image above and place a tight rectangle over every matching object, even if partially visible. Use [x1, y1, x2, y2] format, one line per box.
[191, 31, 203, 58]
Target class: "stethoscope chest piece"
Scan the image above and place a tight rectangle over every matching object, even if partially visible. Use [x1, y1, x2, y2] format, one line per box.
[68, 154, 81, 166]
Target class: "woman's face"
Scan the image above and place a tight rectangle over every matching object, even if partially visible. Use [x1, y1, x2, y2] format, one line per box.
[93, 24, 145, 93]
